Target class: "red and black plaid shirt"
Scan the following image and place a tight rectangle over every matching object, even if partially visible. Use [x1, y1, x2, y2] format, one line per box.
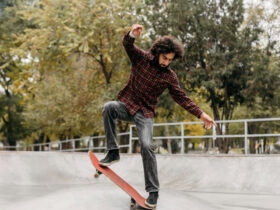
[118, 31, 203, 118]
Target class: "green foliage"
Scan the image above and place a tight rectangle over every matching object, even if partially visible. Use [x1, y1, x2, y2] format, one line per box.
[143, 1, 256, 120]
[140, 0, 280, 153]
[24, 66, 104, 137]
[0, 0, 33, 146]
[12, 0, 138, 141]
[0, 0, 279, 148]
[0, 93, 27, 146]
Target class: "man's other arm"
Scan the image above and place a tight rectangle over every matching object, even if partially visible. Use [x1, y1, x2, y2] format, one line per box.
[168, 72, 217, 129]
[168, 72, 203, 118]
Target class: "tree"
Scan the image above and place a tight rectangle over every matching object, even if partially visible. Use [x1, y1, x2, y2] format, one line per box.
[0, 0, 32, 147]
[13, 0, 139, 142]
[141, 0, 279, 153]
[240, 0, 280, 153]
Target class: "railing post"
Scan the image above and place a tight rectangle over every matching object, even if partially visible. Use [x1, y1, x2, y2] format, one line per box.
[72, 139, 75, 152]
[89, 137, 93, 151]
[212, 125, 216, 148]
[180, 123, 184, 154]
[129, 125, 133, 154]
[244, 120, 248, 155]
[260, 139, 264, 154]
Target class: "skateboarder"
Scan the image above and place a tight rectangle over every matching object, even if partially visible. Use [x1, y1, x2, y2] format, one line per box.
[99, 24, 217, 208]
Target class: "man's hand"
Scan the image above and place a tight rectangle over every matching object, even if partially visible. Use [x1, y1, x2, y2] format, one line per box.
[200, 112, 217, 130]
[131, 24, 143, 37]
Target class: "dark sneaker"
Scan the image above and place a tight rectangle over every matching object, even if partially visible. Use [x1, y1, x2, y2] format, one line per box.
[99, 149, 120, 166]
[145, 192, 159, 208]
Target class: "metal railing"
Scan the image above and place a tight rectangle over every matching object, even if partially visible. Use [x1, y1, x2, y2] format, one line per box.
[1, 118, 280, 154]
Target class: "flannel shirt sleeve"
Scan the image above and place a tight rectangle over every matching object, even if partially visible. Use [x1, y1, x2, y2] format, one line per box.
[122, 31, 148, 66]
[168, 73, 203, 118]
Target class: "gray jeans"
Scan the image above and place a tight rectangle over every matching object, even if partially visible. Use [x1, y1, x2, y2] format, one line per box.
[102, 101, 159, 192]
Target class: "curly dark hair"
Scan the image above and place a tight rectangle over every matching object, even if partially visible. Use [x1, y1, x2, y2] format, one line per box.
[150, 35, 185, 60]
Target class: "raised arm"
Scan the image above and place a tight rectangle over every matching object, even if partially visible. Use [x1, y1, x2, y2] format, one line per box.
[122, 24, 148, 66]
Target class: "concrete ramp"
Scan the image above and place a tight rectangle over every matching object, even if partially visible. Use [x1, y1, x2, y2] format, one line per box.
[0, 152, 280, 210]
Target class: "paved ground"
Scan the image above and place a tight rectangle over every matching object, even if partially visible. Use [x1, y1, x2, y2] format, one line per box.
[0, 152, 280, 210]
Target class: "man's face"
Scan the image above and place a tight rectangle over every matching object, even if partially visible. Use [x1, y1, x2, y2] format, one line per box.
[158, 53, 175, 68]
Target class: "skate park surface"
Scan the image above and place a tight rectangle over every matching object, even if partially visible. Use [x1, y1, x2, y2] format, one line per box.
[0, 152, 280, 210]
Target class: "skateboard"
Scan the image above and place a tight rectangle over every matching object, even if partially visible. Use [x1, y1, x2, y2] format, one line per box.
[88, 151, 153, 209]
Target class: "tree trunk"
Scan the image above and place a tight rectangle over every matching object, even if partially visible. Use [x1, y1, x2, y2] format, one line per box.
[60, 134, 71, 150]
[74, 135, 81, 152]
[171, 132, 179, 154]
[91, 132, 101, 152]
[7, 114, 16, 150]
[223, 123, 230, 153]
[133, 140, 140, 153]
[184, 139, 189, 153]
[248, 124, 256, 154]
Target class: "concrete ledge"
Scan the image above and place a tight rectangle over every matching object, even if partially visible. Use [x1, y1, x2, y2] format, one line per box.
[0, 152, 279, 194]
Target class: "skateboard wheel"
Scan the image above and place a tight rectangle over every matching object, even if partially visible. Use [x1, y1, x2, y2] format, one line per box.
[94, 170, 102, 178]
[130, 198, 136, 207]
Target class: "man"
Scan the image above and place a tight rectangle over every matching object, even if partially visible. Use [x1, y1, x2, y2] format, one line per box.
[99, 24, 217, 208]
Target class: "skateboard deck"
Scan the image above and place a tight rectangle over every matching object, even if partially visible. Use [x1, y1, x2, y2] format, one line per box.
[88, 151, 153, 209]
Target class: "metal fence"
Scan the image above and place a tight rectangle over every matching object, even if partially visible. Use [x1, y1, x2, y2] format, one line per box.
[1, 118, 280, 154]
